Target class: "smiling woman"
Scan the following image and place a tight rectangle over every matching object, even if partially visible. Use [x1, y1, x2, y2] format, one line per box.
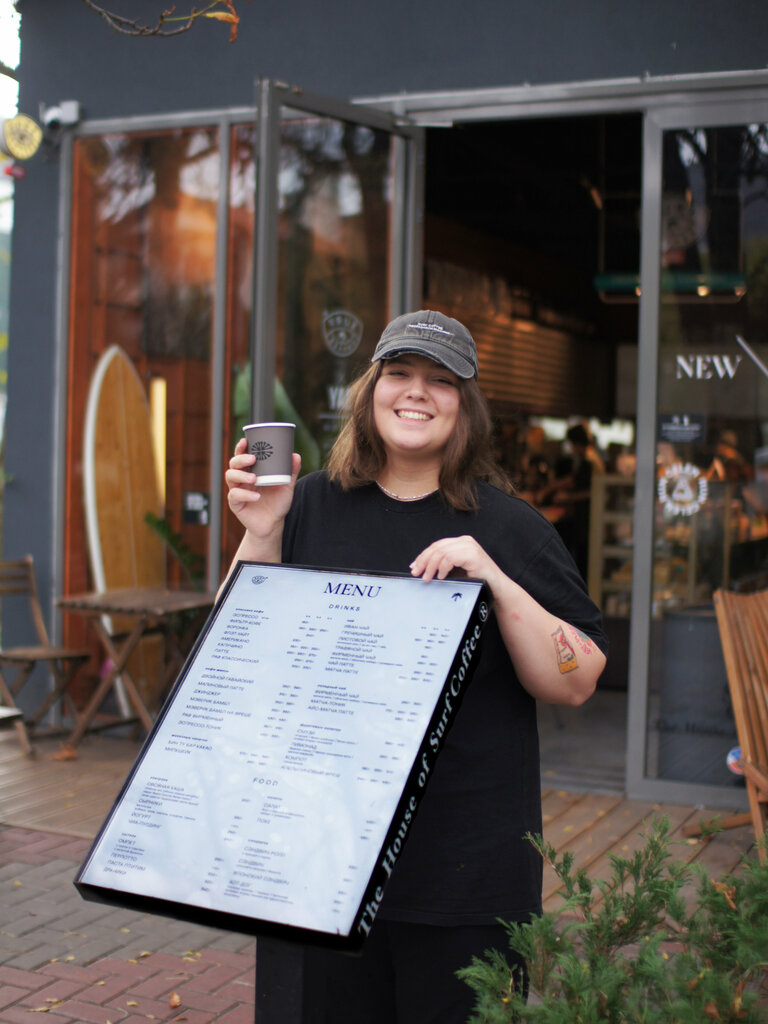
[221, 309, 608, 1024]
[324, 312, 507, 512]
[372, 354, 461, 484]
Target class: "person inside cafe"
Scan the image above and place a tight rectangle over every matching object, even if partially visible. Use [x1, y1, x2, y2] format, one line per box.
[516, 423, 553, 503]
[223, 309, 607, 1024]
[537, 422, 604, 579]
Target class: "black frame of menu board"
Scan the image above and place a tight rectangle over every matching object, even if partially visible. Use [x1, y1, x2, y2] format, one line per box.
[75, 562, 492, 951]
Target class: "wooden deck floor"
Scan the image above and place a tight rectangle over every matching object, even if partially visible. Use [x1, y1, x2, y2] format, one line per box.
[0, 730, 140, 838]
[0, 729, 759, 907]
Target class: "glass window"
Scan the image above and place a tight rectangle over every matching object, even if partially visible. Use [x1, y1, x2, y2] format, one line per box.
[219, 112, 397, 567]
[275, 109, 395, 463]
[647, 123, 768, 786]
[67, 128, 219, 597]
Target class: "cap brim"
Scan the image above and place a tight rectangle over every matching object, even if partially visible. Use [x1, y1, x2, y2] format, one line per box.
[371, 340, 477, 379]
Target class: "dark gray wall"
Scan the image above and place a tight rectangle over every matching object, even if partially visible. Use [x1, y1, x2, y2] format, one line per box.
[16, 0, 768, 116]
[6, 0, 768, 654]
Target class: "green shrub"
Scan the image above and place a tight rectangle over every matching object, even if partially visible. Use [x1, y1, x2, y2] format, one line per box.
[459, 818, 768, 1023]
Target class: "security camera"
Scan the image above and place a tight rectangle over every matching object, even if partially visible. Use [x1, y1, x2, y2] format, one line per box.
[39, 100, 82, 132]
[42, 106, 63, 131]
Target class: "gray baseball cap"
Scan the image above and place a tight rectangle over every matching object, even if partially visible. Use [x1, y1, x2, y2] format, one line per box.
[371, 310, 479, 379]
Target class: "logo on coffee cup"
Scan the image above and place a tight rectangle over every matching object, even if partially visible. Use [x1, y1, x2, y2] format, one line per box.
[250, 440, 274, 461]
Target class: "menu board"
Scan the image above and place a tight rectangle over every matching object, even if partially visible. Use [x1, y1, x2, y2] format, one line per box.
[76, 562, 492, 950]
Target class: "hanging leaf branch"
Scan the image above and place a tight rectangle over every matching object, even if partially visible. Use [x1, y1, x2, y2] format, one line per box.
[80, 1, 247, 42]
[0, 59, 18, 82]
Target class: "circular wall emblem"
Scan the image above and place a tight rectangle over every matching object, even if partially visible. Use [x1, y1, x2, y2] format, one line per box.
[322, 310, 363, 357]
[250, 440, 274, 461]
[657, 461, 709, 516]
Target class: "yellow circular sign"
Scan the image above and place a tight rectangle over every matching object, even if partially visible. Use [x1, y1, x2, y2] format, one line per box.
[1, 114, 43, 161]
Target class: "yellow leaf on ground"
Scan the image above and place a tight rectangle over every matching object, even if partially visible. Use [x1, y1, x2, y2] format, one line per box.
[49, 745, 78, 761]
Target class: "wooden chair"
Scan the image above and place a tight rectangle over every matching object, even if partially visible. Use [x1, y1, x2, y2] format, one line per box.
[708, 587, 768, 861]
[0, 556, 91, 755]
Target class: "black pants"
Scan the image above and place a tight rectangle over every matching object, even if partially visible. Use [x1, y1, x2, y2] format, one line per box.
[302, 919, 525, 1024]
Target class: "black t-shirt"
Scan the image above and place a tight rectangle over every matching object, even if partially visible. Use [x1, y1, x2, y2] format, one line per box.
[281, 472, 607, 926]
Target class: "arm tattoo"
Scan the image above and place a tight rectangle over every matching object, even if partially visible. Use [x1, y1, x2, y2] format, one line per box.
[570, 627, 596, 654]
[552, 624, 578, 673]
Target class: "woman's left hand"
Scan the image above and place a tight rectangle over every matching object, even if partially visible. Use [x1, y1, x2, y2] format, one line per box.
[409, 536, 503, 588]
[410, 534, 605, 706]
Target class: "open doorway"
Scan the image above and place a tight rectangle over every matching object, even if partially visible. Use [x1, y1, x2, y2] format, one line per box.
[422, 113, 642, 790]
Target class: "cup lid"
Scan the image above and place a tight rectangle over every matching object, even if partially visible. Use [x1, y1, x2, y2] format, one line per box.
[243, 422, 296, 430]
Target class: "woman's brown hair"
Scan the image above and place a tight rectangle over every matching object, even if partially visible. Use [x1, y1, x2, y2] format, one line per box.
[326, 361, 511, 511]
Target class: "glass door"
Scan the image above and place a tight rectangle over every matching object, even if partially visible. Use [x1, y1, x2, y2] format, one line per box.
[628, 98, 768, 803]
[220, 80, 424, 567]
[62, 86, 422, 706]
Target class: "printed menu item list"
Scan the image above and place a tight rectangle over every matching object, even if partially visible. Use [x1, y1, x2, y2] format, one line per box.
[78, 563, 489, 942]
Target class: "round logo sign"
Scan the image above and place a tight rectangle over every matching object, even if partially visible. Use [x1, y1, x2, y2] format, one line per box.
[322, 310, 363, 357]
[657, 461, 708, 516]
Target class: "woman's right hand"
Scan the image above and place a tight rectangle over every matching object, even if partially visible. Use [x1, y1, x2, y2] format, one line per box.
[225, 438, 301, 540]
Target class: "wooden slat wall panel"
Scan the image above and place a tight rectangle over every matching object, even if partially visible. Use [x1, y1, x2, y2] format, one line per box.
[426, 259, 613, 418]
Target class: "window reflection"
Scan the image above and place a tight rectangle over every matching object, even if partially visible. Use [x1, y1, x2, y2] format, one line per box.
[67, 129, 219, 600]
[648, 123, 768, 787]
[221, 115, 396, 567]
[276, 110, 393, 464]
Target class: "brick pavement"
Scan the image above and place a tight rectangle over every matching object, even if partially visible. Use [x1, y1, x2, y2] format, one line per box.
[0, 825, 256, 1023]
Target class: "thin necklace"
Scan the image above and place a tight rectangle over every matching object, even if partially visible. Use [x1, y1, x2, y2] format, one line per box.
[376, 481, 438, 502]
